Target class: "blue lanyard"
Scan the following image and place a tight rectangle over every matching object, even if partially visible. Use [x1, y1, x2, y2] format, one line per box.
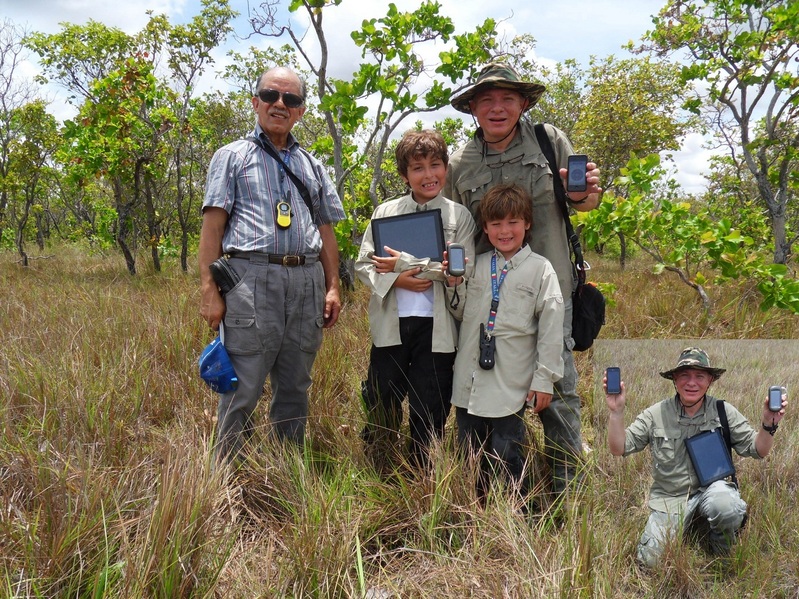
[486, 252, 509, 334]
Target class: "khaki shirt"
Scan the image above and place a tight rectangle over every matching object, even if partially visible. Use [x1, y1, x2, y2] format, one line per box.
[451, 245, 564, 417]
[624, 395, 761, 513]
[355, 193, 477, 353]
[444, 120, 576, 297]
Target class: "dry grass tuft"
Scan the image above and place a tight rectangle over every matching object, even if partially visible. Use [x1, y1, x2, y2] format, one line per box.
[1, 247, 798, 597]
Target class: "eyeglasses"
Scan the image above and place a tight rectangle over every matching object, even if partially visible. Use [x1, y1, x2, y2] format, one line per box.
[486, 154, 524, 169]
[256, 88, 304, 108]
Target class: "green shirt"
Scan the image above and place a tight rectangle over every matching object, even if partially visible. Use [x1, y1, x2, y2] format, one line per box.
[444, 120, 576, 296]
[624, 395, 761, 513]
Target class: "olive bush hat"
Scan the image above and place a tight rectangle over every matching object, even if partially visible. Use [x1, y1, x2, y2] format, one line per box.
[659, 347, 726, 380]
[450, 62, 546, 114]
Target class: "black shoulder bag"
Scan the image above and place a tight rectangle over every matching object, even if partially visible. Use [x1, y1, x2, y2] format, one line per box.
[533, 124, 605, 351]
[246, 136, 318, 222]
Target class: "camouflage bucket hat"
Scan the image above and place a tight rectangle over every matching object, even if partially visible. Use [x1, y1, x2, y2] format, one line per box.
[659, 347, 726, 380]
[450, 62, 546, 114]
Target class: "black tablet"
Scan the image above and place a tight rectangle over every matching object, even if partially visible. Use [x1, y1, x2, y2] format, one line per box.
[685, 428, 736, 487]
[371, 208, 446, 261]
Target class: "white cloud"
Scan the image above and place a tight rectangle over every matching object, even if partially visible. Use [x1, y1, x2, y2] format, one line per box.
[4, 0, 712, 193]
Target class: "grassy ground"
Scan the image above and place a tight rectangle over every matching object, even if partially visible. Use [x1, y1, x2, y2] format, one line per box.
[1, 246, 798, 598]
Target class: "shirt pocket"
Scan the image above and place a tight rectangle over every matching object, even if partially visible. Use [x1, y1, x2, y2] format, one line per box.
[454, 170, 493, 216]
[499, 283, 537, 333]
[463, 279, 487, 321]
[521, 155, 555, 207]
[651, 427, 681, 474]
[443, 225, 458, 245]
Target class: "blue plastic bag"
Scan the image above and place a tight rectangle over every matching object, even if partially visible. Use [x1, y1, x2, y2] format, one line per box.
[198, 334, 238, 393]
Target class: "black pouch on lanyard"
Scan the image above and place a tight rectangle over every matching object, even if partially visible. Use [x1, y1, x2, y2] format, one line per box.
[479, 323, 496, 370]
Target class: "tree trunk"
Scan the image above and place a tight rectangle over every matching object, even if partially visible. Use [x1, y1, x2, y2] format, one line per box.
[113, 178, 137, 275]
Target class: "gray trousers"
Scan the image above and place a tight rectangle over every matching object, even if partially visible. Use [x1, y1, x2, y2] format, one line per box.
[215, 254, 325, 461]
[637, 480, 748, 567]
[540, 297, 584, 495]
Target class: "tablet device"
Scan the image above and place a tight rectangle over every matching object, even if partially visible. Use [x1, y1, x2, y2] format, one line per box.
[371, 209, 445, 261]
[684, 428, 736, 487]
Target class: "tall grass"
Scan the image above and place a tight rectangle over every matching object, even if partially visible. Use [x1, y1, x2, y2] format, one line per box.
[1, 246, 798, 597]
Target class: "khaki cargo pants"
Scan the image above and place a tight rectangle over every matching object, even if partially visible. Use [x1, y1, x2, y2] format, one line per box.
[637, 480, 748, 567]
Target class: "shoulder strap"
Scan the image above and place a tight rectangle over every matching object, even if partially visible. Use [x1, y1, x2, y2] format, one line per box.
[246, 136, 317, 222]
[716, 399, 739, 487]
[533, 124, 586, 287]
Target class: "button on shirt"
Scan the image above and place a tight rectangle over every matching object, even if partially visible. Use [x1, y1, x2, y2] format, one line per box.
[623, 395, 761, 513]
[203, 125, 345, 255]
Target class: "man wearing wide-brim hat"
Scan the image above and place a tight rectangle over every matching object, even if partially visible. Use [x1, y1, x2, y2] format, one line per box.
[444, 62, 602, 497]
[604, 347, 788, 568]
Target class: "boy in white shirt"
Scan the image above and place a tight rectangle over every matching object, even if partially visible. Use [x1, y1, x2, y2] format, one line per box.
[355, 129, 477, 470]
[451, 183, 564, 500]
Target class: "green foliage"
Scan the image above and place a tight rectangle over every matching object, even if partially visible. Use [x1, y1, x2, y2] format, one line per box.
[643, 0, 799, 263]
[19, 2, 237, 272]
[260, 0, 497, 259]
[581, 154, 799, 313]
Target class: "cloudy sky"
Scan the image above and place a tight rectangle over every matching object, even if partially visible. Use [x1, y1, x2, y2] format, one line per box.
[1, 0, 713, 192]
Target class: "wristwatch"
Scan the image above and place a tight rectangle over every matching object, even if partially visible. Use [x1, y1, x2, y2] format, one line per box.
[762, 421, 779, 436]
[567, 194, 587, 205]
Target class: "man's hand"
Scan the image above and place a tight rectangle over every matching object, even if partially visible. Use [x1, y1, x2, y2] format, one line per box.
[604, 374, 626, 413]
[755, 389, 788, 458]
[604, 373, 627, 456]
[760, 389, 788, 425]
[559, 162, 602, 211]
[200, 286, 226, 331]
[318, 224, 342, 329]
[323, 287, 341, 328]
[198, 207, 228, 331]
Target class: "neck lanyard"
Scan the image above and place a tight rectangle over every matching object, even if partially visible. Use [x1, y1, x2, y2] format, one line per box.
[486, 252, 509, 334]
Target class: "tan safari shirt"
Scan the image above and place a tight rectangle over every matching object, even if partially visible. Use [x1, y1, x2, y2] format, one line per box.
[444, 120, 577, 297]
[624, 395, 761, 513]
[451, 245, 564, 418]
[355, 193, 477, 353]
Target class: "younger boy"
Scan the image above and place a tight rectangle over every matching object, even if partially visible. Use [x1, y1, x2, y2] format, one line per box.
[355, 129, 477, 470]
[451, 183, 564, 499]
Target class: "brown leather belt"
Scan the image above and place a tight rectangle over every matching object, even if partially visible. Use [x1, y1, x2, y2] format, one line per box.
[228, 252, 318, 267]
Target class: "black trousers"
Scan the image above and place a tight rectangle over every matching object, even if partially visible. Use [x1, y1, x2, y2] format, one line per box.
[456, 406, 529, 499]
[361, 317, 455, 467]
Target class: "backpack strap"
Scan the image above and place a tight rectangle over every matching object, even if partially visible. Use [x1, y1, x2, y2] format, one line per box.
[533, 123, 586, 287]
[716, 399, 738, 488]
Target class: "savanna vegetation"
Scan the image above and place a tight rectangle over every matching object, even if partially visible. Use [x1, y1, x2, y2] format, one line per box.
[2, 0, 799, 596]
[2, 247, 799, 597]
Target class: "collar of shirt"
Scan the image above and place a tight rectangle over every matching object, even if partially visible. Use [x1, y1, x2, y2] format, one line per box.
[670, 394, 713, 426]
[253, 123, 300, 154]
[493, 243, 532, 270]
[399, 193, 446, 213]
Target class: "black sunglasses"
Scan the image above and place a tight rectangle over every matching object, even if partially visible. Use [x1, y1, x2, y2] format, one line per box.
[257, 88, 304, 108]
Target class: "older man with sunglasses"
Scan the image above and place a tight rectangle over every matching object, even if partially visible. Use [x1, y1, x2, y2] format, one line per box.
[199, 66, 345, 462]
